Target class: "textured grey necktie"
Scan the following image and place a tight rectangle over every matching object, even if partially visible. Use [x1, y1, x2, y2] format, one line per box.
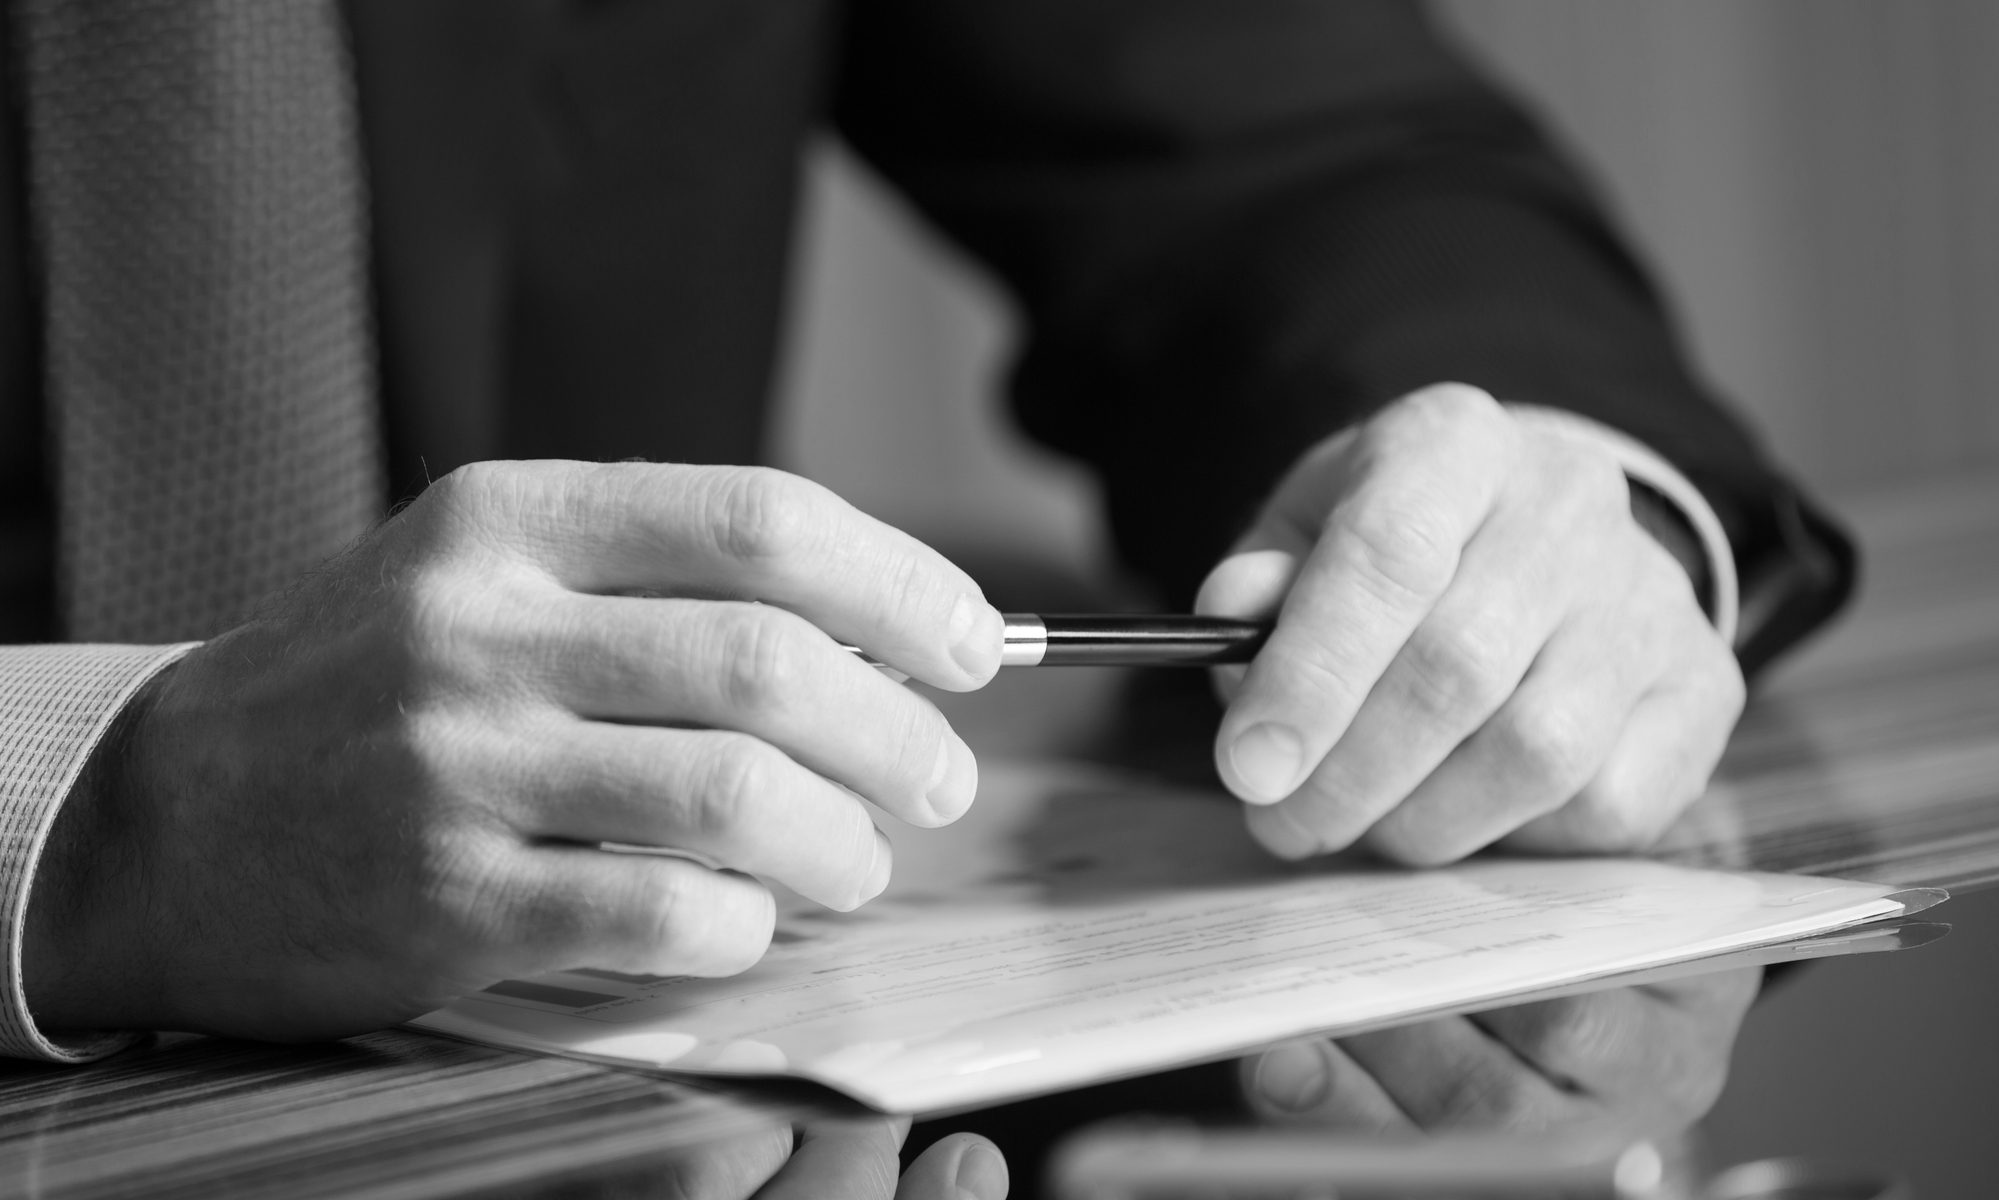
[18, 0, 384, 643]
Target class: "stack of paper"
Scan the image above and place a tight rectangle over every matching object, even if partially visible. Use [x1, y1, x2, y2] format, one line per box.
[414, 763, 1935, 1114]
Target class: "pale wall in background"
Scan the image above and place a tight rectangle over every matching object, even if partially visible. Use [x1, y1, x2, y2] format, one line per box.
[1435, 0, 1999, 492]
[769, 4, 1999, 1192]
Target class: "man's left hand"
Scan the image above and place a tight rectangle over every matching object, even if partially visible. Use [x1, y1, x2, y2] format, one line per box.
[1197, 385, 1744, 863]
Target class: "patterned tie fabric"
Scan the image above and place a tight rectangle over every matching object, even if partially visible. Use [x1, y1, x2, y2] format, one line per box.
[16, 0, 383, 644]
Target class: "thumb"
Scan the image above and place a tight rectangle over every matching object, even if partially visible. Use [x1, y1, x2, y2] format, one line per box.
[1195, 546, 1302, 702]
[897, 1133, 1009, 1200]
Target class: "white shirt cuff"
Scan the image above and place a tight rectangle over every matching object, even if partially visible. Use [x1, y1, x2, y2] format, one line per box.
[0, 642, 198, 1062]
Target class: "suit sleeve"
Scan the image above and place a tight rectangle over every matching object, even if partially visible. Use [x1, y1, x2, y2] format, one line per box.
[0, 643, 192, 1061]
[832, 0, 1853, 673]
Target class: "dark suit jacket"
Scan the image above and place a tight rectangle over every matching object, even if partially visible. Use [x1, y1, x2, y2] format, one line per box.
[0, 1, 1851, 665]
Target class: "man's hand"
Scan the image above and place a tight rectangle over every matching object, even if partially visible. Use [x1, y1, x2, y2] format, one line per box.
[1197, 385, 1744, 864]
[1240, 970, 1759, 1133]
[26, 461, 1004, 1041]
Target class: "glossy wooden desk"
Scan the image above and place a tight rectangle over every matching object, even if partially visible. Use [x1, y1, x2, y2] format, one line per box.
[4, 470, 1994, 1199]
[0, 1032, 849, 1199]
[1701, 470, 1999, 889]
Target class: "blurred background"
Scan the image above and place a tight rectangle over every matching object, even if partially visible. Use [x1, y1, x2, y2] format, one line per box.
[767, 2, 1999, 1194]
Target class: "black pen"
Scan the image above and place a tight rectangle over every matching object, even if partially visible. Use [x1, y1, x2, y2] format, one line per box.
[846, 614, 1271, 668]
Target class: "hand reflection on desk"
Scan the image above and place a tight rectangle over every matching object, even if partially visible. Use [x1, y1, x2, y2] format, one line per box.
[920, 970, 1758, 1200]
[1241, 969, 1760, 1135]
[536, 1121, 1006, 1200]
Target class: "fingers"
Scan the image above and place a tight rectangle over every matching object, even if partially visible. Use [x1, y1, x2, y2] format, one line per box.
[1333, 1018, 1574, 1131]
[750, 1124, 1008, 1200]
[1214, 386, 1516, 806]
[1244, 485, 1586, 859]
[525, 722, 892, 912]
[1471, 972, 1759, 1122]
[1247, 976, 1760, 1138]
[511, 845, 777, 978]
[1208, 398, 1737, 865]
[1240, 1038, 1419, 1132]
[651, 1125, 797, 1200]
[1507, 636, 1744, 855]
[433, 461, 1004, 690]
[893, 1133, 1010, 1200]
[540, 597, 977, 828]
[1195, 547, 1304, 704]
[1350, 585, 1665, 865]
[750, 1120, 905, 1200]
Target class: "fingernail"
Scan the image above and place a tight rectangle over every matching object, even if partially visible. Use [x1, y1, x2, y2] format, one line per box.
[947, 595, 1005, 682]
[859, 829, 893, 905]
[1253, 1042, 1329, 1113]
[955, 1142, 1009, 1200]
[924, 730, 978, 825]
[1248, 804, 1323, 861]
[1228, 722, 1306, 803]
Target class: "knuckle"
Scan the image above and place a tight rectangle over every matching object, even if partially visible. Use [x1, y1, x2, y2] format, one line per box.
[883, 703, 947, 801]
[696, 735, 783, 840]
[1429, 1060, 1543, 1130]
[1520, 1000, 1614, 1084]
[423, 460, 534, 531]
[393, 572, 546, 699]
[1560, 787, 1659, 853]
[1268, 644, 1368, 720]
[429, 459, 496, 509]
[1551, 440, 1627, 505]
[397, 571, 480, 662]
[641, 874, 775, 976]
[708, 467, 820, 565]
[631, 873, 686, 963]
[1571, 475, 1635, 539]
[1405, 382, 1502, 429]
[1401, 620, 1517, 721]
[1337, 501, 1459, 603]
[712, 606, 806, 716]
[873, 546, 950, 634]
[427, 827, 527, 950]
[506, 879, 596, 963]
[1498, 703, 1601, 799]
[635, 870, 699, 962]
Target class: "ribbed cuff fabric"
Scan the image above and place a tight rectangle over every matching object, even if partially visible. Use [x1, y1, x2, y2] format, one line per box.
[1507, 404, 1740, 646]
[0, 642, 196, 1062]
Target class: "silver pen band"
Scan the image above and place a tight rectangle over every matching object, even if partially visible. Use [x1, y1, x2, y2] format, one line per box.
[1000, 614, 1047, 667]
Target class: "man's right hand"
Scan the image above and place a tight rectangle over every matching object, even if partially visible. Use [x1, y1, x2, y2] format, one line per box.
[24, 461, 1004, 1042]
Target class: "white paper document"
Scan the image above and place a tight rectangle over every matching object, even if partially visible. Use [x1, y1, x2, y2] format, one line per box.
[414, 763, 1926, 1114]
